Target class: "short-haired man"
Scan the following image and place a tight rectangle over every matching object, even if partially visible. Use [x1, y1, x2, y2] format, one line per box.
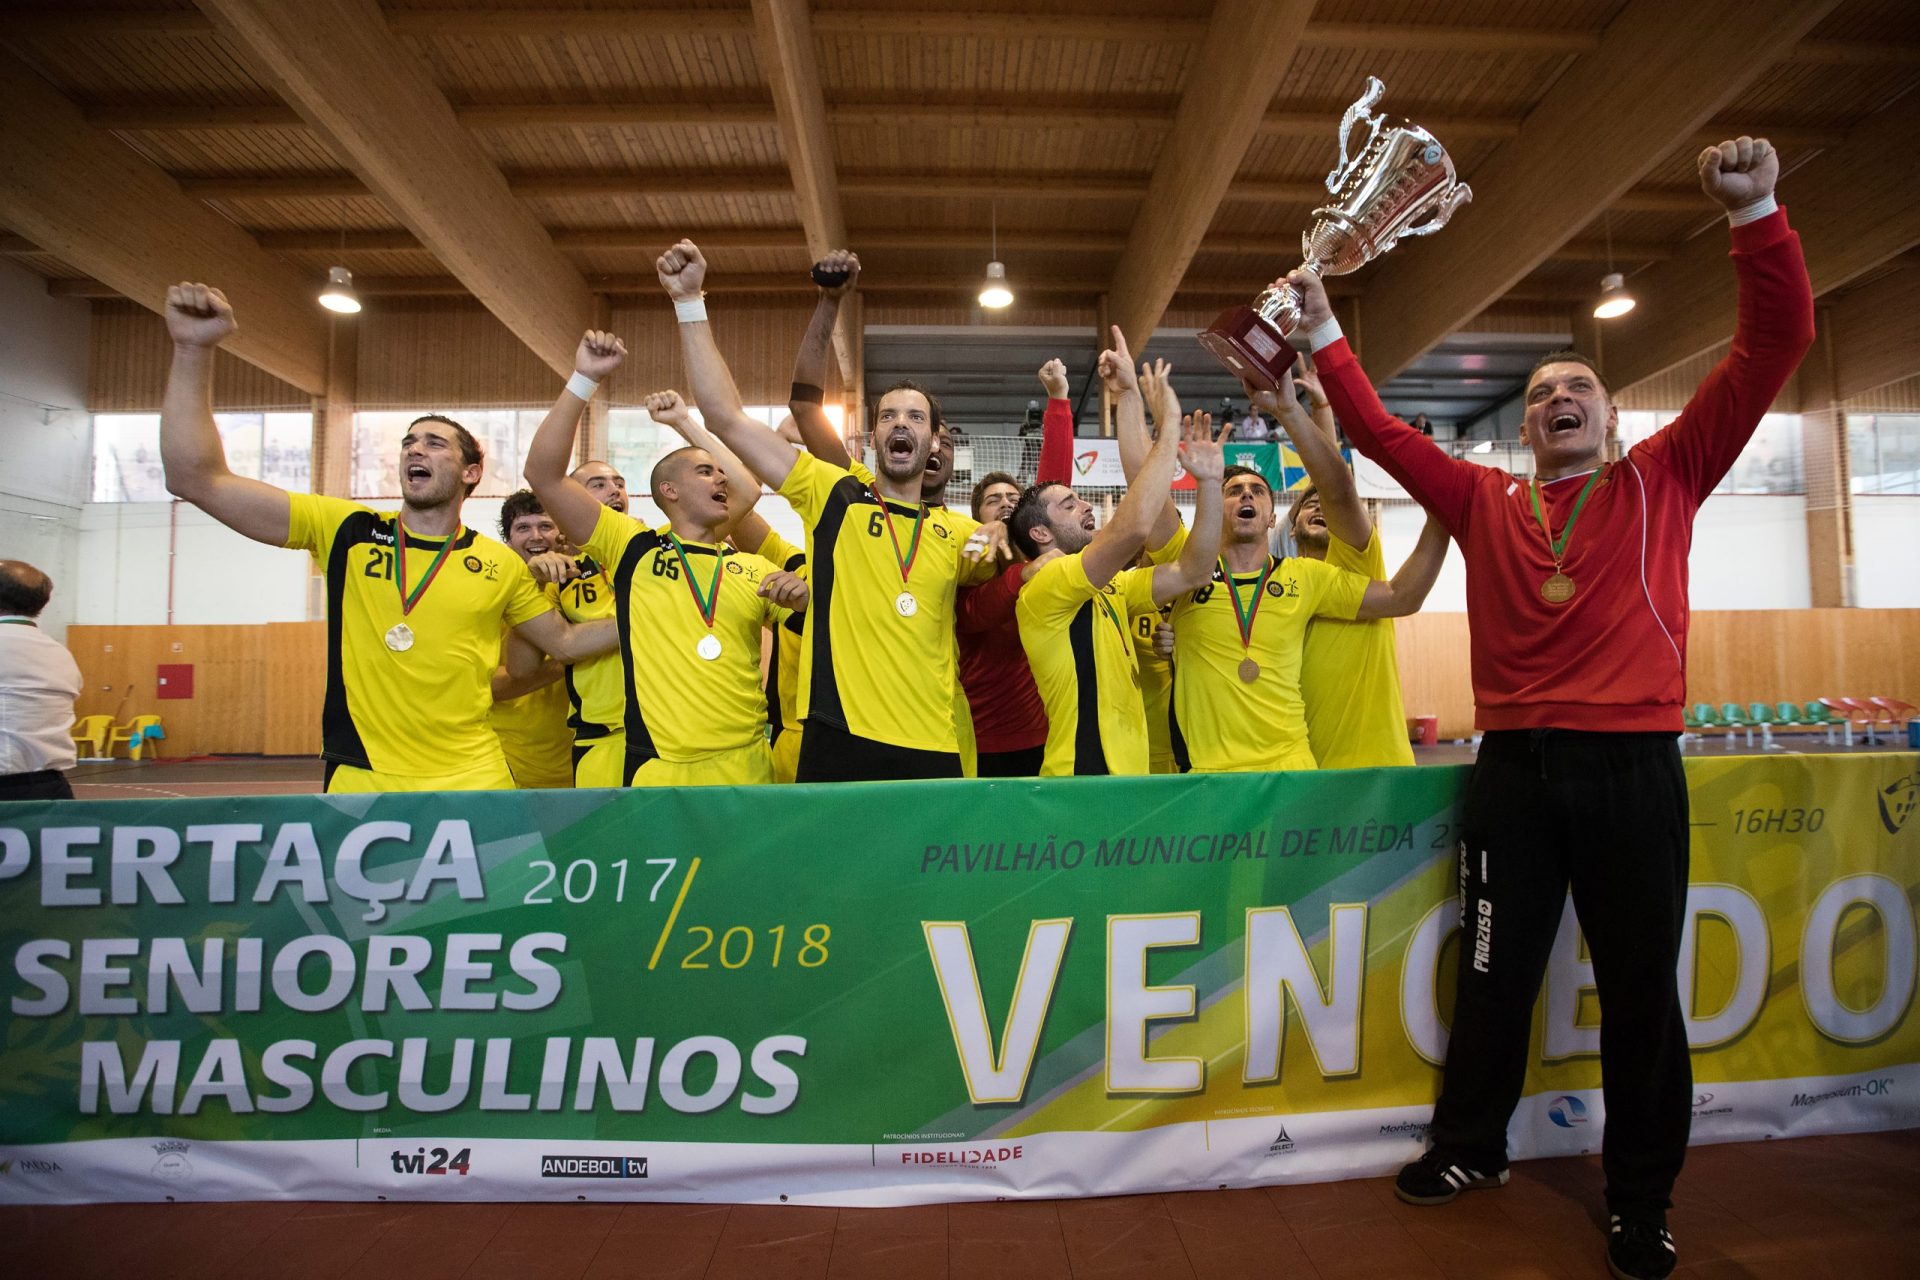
[1288, 138, 1813, 1280]
[657, 241, 998, 782]
[488, 491, 575, 788]
[523, 333, 805, 787]
[0, 561, 83, 801]
[159, 284, 615, 793]
[1012, 363, 1226, 775]
[1246, 361, 1451, 768]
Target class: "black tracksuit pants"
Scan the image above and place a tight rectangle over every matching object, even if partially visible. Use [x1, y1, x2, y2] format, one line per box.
[1431, 729, 1693, 1215]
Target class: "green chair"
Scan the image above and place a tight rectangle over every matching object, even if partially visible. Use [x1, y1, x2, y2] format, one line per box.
[1746, 701, 1783, 750]
[1719, 702, 1753, 748]
[1777, 700, 1834, 745]
[1807, 700, 1852, 747]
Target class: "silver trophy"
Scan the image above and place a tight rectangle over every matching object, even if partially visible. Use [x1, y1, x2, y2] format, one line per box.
[1199, 77, 1473, 388]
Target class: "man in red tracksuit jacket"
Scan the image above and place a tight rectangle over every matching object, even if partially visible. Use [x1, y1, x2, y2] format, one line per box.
[1285, 136, 1813, 1280]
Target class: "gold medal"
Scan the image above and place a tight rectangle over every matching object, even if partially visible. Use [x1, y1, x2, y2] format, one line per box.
[1540, 572, 1576, 604]
[384, 623, 414, 652]
[1238, 657, 1261, 683]
[695, 634, 723, 661]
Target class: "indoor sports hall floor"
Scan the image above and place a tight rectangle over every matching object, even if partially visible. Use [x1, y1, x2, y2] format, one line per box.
[2, 1131, 1915, 1279]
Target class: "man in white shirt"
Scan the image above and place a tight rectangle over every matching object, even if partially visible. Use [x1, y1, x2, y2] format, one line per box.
[0, 561, 83, 801]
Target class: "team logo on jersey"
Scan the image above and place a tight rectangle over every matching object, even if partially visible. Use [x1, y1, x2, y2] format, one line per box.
[463, 555, 484, 573]
[725, 560, 745, 574]
[932, 524, 950, 539]
[1265, 581, 1283, 597]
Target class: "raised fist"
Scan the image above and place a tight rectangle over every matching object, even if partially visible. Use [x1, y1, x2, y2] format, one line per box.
[165, 282, 237, 348]
[1698, 136, 1778, 212]
[656, 239, 707, 301]
[812, 249, 860, 296]
[1097, 325, 1139, 396]
[575, 329, 627, 380]
[1151, 619, 1175, 660]
[645, 389, 694, 428]
[1038, 358, 1069, 400]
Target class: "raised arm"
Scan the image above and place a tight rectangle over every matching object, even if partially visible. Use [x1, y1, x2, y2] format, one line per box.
[788, 250, 859, 468]
[524, 330, 628, 548]
[657, 239, 799, 488]
[645, 389, 764, 536]
[1101, 328, 1181, 548]
[159, 284, 291, 545]
[1035, 358, 1074, 485]
[1354, 515, 1452, 620]
[1080, 363, 1184, 589]
[1288, 269, 1478, 534]
[1151, 414, 1227, 603]
[1246, 365, 1370, 550]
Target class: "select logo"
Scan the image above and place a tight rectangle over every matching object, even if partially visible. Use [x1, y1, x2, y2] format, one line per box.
[540, 1154, 649, 1179]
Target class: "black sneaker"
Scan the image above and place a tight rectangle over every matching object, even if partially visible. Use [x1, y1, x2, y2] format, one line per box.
[1393, 1148, 1510, 1205]
[1607, 1213, 1677, 1280]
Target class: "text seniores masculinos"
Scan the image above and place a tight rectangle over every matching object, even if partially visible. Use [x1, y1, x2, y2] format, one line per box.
[1, 820, 805, 1118]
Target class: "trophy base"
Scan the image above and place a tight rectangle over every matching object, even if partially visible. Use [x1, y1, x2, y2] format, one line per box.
[1198, 306, 1295, 392]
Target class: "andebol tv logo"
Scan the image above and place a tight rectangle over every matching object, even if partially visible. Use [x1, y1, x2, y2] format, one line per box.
[1547, 1096, 1589, 1129]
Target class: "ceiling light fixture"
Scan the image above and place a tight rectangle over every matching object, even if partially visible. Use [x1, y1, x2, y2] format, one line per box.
[318, 264, 361, 314]
[1593, 213, 1634, 319]
[978, 203, 1013, 309]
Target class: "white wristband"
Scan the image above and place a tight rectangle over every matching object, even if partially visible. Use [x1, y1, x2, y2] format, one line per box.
[1727, 194, 1778, 227]
[564, 371, 599, 401]
[674, 295, 709, 324]
[1303, 316, 1345, 353]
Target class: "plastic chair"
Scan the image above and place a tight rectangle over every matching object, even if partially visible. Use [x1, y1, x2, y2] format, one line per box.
[107, 714, 165, 761]
[1868, 695, 1915, 723]
[1820, 697, 1873, 746]
[1745, 701, 1780, 750]
[70, 713, 114, 759]
[1718, 702, 1754, 748]
[1779, 700, 1835, 745]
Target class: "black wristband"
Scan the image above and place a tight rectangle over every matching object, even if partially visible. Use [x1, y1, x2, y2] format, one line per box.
[790, 381, 825, 405]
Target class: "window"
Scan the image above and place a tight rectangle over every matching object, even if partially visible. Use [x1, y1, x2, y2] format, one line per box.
[1850, 414, 1920, 495]
[350, 408, 544, 500]
[606, 403, 845, 493]
[1617, 410, 1803, 494]
[91, 411, 311, 502]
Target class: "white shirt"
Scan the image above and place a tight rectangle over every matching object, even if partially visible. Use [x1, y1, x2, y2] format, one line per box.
[0, 617, 84, 774]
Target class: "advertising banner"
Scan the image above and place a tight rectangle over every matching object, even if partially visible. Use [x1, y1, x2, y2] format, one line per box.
[2, 754, 1915, 1204]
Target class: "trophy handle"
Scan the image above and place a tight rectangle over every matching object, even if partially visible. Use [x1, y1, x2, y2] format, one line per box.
[1396, 183, 1474, 240]
[1326, 75, 1387, 195]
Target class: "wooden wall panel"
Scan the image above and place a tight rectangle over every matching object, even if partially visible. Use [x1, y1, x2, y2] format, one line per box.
[62, 609, 1920, 759]
[88, 300, 310, 411]
[1845, 372, 1920, 413]
[353, 298, 556, 407]
[608, 293, 838, 407]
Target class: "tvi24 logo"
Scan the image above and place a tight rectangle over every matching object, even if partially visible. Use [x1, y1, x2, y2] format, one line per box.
[390, 1146, 471, 1176]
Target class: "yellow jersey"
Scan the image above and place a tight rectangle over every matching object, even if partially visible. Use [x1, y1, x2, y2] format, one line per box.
[1016, 553, 1160, 776]
[286, 494, 552, 777]
[582, 505, 787, 762]
[749, 527, 809, 746]
[778, 452, 993, 753]
[490, 582, 574, 787]
[1302, 529, 1414, 768]
[555, 552, 623, 744]
[1153, 524, 1369, 772]
[1134, 603, 1176, 772]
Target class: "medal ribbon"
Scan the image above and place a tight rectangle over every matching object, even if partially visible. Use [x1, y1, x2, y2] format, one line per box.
[1528, 465, 1608, 564]
[667, 536, 725, 629]
[1219, 555, 1278, 653]
[868, 485, 926, 585]
[394, 519, 462, 617]
[1091, 589, 1128, 641]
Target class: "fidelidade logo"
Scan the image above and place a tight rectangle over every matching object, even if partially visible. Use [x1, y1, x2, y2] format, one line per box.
[1547, 1095, 1589, 1129]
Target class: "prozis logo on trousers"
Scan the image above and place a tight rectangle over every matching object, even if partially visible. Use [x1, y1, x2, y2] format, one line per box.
[540, 1155, 649, 1179]
[390, 1146, 471, 1175]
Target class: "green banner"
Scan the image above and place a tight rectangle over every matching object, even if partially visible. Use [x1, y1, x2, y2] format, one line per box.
[1, 755, 1915, 1204]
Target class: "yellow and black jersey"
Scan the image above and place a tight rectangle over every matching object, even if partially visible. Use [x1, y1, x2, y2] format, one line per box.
[778, 452, 994, 753]
[286, 493, 552, 777]
[554, 552, 623, 744]
[1302, 529, 1414, 768]
[1151, 523, 1369, 772]
[582, 505, 786, 762]
[1134, 602, 1176, 772]
[490, 581, 575, 787]
[1016, 554, 1160, 776]
[747, 526, 809, 745]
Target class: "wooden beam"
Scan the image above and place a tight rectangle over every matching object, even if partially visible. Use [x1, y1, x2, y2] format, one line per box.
[1607, 96, 1920, 393]
[198, 0, 594, 376]
[0, 51, 327, 392]
[750, 0, 853, 381]
[1787, 39, 1920, 65]
[382, 8, 755, 37]
[1550, 239, 1675, 263]
[1353, 0, 1841, 383]
[1108, 0, 1316, 347]
[457, 101, 779, 128]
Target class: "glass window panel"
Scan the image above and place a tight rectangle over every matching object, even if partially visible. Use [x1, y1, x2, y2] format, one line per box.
[89, 411, 311, 502]
[90, 414, 166, 502]
[262, 412, 314, 493]
[351, 408, 533, 499]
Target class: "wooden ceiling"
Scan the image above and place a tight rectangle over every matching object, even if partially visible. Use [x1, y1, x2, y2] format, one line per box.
[0, 0, 1916, 398]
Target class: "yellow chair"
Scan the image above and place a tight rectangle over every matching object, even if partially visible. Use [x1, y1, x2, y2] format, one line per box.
[71, 713, 114, 759]
[107, 714, 165, 762]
